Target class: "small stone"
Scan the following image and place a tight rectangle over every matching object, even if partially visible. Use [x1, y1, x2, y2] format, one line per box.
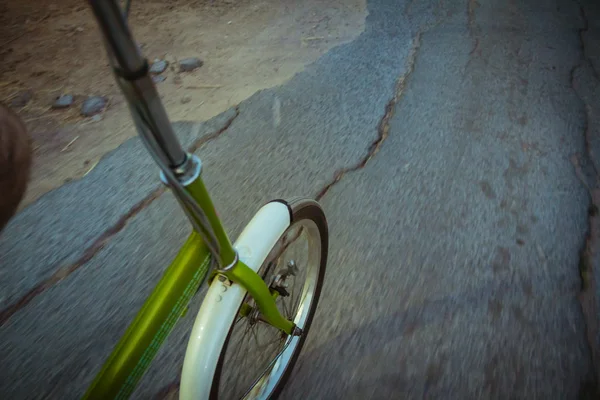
[149, 59, 168, 74]
[152, 75, 166, 83]
[181, 95, 192, 104]
[52, 94, 74, 109]
[173, 76, 183, 85]
[81, 96, 107, 117]
[91, 115, 103, 122]
[10, 90, 33, 108]
[179, 57, 203, 72]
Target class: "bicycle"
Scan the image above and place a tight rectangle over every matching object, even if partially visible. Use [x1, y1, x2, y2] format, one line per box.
[82, 1, 328, 399]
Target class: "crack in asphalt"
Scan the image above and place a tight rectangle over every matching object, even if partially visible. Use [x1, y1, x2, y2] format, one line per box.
[0, 107, 240, 327]
[571, 2, 600, 390]
[315, 31, 423, 201]
[466, 0, 481, 57]
[0, 187, 165, 327]
[151, 29, 426, 400]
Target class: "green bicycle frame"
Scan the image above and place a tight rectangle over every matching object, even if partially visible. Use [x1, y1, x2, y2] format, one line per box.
[83, 1, 294, 398]
[83, 173, 294, 400]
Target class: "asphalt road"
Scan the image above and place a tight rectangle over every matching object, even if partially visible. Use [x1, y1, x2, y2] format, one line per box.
[2, 0, 600, 398]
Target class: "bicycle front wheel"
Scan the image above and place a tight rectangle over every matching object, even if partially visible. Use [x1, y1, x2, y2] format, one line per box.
[210, 198, 328, 400]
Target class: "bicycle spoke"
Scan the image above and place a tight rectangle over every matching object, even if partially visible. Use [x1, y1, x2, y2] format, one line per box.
[250, 325, 262, 348]
[289, 276, 298, 319]
[255, 335, 284, 351]
[234, 314, 244, 326]
[214, 214, 324, 399]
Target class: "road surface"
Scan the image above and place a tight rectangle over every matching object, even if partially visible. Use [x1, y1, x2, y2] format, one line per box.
[2, 0, 600, 398]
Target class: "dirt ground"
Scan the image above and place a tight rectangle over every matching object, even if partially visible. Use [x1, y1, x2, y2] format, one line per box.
[0, 0, 366, 206]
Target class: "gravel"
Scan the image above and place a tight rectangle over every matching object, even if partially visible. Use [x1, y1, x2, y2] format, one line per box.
[149, 60, 168, 74]
[179, 57, 203, 72]
[81, 96, 107, 117]
[52, 95, 74, 109]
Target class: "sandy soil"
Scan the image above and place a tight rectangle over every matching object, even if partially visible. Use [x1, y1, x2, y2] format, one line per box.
[0, 0, 366, 205]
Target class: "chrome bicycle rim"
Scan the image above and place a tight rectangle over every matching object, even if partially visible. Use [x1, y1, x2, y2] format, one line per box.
[212, 217, 323, 400]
